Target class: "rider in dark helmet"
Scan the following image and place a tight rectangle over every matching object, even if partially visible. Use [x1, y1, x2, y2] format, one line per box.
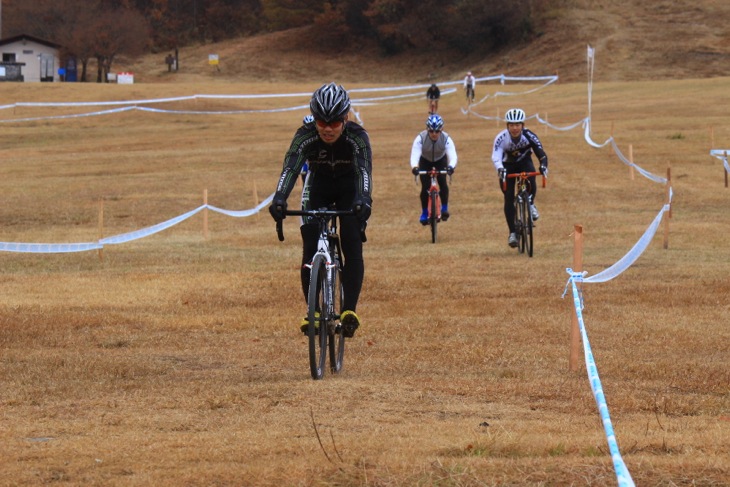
[269, 83, 373, 338]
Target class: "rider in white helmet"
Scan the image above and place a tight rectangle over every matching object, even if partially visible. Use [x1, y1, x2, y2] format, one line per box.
[491, 108, 549, 248]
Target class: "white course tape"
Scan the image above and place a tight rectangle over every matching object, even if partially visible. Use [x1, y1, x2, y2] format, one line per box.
[206, 193, 274, 218]
[710, 149, 730, 173]
[0, 242, 103, 253]
[0, 193, 275, 253]
[583, 191, 672, 284]
[610, 140, 668, 184]
[565, 272, 636, 487]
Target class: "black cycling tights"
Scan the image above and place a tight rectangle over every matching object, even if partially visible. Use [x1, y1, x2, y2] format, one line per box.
[501, 174, 537, 233]
[418, 157, 449, 209]
[300, 216, 363, 313]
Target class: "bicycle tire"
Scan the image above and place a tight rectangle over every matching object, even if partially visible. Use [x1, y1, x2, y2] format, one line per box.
[328, 239, 345, 373]
[430, 190, 439, 244]
[519, 195, 530, 254]
[513, 197, 523, 253]
[307, 254, 328, 380]
[526, 202, 534, 257]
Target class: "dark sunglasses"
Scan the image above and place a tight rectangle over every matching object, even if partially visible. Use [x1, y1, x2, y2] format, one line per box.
[428, 129, 441, 134]
[315, 119, 344, 129]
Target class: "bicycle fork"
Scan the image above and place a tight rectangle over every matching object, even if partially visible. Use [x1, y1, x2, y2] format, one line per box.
[304, 254, 338, 325]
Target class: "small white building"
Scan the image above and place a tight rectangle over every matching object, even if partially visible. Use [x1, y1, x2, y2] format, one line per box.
[0, 34, 61, 82]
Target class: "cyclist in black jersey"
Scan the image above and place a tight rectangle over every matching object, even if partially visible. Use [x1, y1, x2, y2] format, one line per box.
[269, 83, 372, 338]
[426, 83, 440, 114]
[491, 108, 548, 248]
[299, 114, 314, 183]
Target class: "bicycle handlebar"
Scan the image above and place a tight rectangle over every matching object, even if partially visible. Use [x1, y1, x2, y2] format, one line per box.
[501, 171, 545, 191]
[275, 208, 359, 242]
[505, 171, 542, 179]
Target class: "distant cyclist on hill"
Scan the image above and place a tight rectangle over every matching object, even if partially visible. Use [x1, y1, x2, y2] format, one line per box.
[426, 83, 440, 114]
[491, 108, 548, 248]
[464, 71, 476, 103]
[410, 114, 458, 225]
[269, 83, 372, 338]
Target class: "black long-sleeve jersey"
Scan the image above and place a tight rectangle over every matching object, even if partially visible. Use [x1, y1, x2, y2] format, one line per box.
[491, 128, 548, 171]
[274, 121, 372, 203]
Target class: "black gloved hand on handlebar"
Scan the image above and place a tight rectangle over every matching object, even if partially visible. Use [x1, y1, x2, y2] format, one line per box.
[268, 196, 287, 221]
[498, 167, 507, 181]
[411, 167, 420, 176]
[446, 165, 454, 176]
[540, 164, 548, 178]
[352, 197, 372, 222]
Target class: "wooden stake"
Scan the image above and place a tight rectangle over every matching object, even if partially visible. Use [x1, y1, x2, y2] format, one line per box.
[569, 224, 583, 372]
[203, 189, 209, 240]
[98, 198, 104, 262]
[666, 166, 672, 219]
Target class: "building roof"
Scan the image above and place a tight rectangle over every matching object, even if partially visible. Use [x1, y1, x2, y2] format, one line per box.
[0, 34, 61, 49]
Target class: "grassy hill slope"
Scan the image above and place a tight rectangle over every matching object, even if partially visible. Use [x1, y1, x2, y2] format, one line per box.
[121, 0, 730, 84]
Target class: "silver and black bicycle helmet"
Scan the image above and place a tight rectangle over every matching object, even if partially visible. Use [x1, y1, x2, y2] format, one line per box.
[302, 114, 315, 125]
[504, 108, 526, 123]
[310, 82, 351, 123]
[426, 114, 444, 131]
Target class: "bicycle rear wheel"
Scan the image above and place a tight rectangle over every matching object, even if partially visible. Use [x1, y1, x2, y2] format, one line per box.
[430, 191, 439, 244]
[328, 242, 345, 374]
[307, 254, 328, 380]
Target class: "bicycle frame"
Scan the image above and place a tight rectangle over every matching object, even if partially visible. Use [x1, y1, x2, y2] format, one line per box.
[428, 97, 438, 114]
[276, 207, 352, 379]
[502, 171, 543, 257]
[417, 168, 449, 243]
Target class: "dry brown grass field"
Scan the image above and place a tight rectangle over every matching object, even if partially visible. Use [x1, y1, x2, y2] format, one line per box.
[0, 68, 729, 486]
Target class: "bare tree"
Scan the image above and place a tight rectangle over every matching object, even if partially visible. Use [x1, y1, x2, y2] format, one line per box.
[89, 7, 150, 82]
[4, 0, 150, 82]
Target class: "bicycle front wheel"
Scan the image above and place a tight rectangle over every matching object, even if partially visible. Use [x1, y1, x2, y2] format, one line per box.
[328, 266, 345, 374]
[526, 205, 534, 257]
[307, 254, 328, 380]
[513, 198, 524, 253]
[518, 196, 530, 255]
[430, 191, 439, 244]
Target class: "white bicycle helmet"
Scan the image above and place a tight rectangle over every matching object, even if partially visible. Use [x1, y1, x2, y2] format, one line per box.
[505, 108, 526, 123]
[302, 114, 315, 124]
[310, 82, 351, 123]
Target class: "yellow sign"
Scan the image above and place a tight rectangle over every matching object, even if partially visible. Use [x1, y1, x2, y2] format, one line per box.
[208, 54, 219, 65]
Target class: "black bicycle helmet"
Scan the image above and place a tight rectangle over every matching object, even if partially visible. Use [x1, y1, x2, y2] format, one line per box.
[310, 82, 351, 123]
